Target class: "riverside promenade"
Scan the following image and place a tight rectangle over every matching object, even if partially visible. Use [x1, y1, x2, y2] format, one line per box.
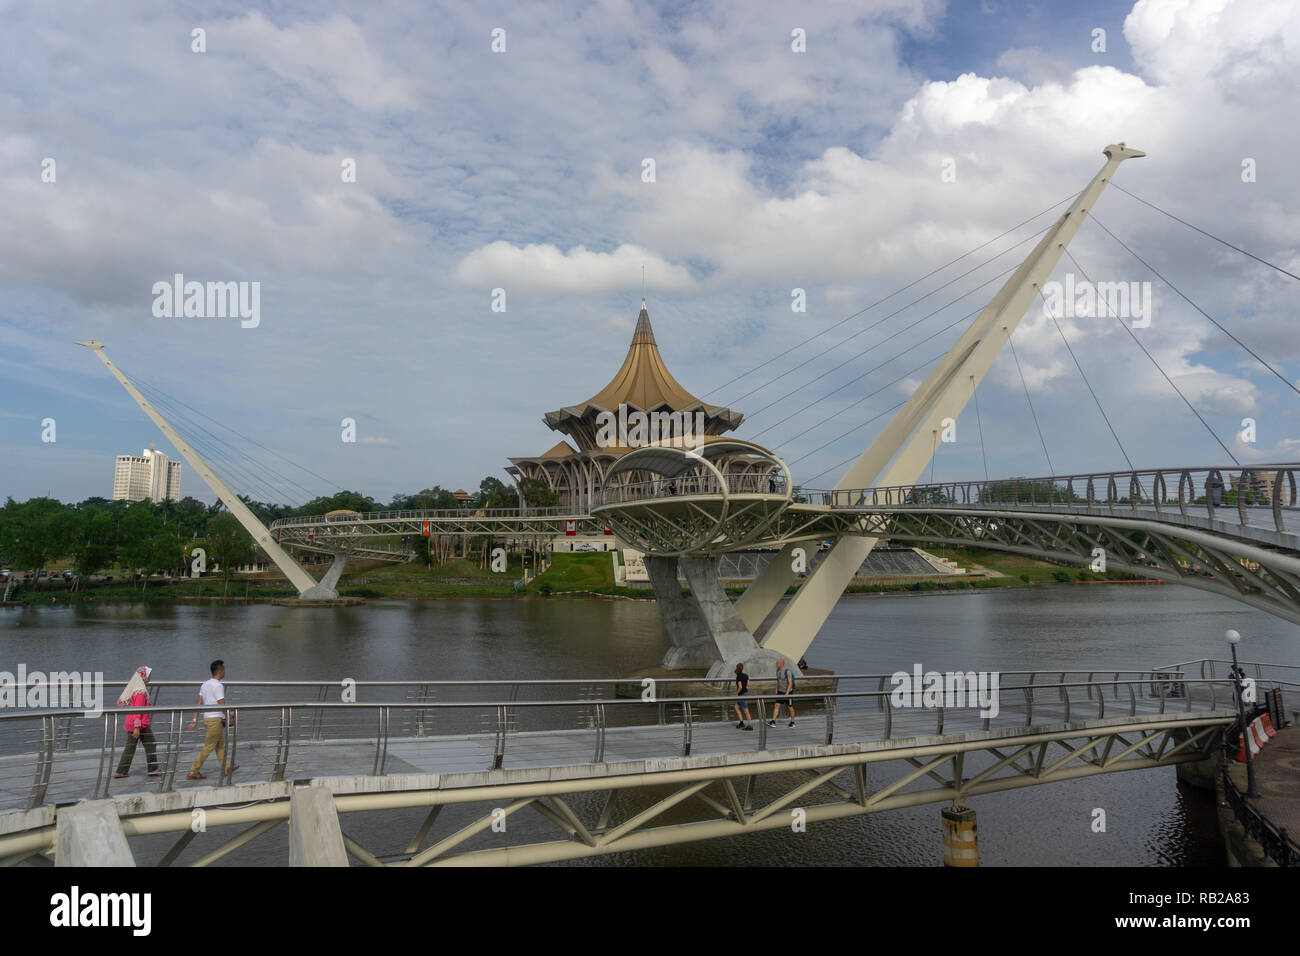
[1223, 723, 1300, 866]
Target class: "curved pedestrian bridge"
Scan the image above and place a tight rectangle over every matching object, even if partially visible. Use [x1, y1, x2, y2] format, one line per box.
[2, 665, 1280, 866]
[593, 463, 1300, 625]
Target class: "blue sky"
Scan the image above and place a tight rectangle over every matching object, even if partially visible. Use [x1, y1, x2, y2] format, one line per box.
[1, 0, 1297, 505]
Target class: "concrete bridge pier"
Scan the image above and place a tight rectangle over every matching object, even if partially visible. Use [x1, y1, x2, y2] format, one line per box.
[646, 555, 802, 680]
[56, 799, 136, 866]
[1174, 746, 1221, 791]
[301, 552, 349, 600]
[289, 783, 348, 866]
[941, 805, 979, 867]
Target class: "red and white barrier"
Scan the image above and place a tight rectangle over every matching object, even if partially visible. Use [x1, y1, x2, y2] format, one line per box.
[1235, 715, 1275, 761]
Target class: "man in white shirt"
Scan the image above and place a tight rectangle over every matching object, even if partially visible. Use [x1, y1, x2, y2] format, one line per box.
[187, 660, 238, 779]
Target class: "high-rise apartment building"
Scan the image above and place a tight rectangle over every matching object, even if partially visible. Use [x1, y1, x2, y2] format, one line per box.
[113, 447, 181, 503]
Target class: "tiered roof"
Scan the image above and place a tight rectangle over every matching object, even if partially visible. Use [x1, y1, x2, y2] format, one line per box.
[537, 303, 743, 452]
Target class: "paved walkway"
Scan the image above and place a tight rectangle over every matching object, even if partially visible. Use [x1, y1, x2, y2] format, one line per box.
[0, 691, 1230, 814]
[1228, 724, 1300, 838]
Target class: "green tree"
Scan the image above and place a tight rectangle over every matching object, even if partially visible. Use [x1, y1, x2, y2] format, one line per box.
[204, 514, 254, 597]
[118, 503, 162, 589]
[475, 478, 519, 568]
[518, 478, 558, 509]
[477, 477, 517, 509]
[296, 491, 376, 516]
[68, 509, 118, 589]
[0, 497, 75, 589]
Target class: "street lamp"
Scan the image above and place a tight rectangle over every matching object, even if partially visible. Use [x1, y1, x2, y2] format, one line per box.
[1225, 629, 1261, 797]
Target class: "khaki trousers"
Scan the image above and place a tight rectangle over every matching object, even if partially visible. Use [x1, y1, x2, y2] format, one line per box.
[190, 717, 225, 773]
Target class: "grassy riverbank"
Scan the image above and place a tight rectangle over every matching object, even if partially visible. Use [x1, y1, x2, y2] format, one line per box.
[5, 546, 1152, 605]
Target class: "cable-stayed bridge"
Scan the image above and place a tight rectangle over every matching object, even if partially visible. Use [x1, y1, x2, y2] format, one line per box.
[81, 142, 1300, 677]
[32, 142, 1300, 866]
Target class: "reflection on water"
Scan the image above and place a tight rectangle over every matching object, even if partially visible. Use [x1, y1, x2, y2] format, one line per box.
[5, 584, 1291, 865]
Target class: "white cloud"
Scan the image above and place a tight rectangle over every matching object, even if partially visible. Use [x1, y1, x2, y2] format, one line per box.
[1, 0, 1298, 499]
[453, 242, 695, 294]
[225, 12, 417, 111]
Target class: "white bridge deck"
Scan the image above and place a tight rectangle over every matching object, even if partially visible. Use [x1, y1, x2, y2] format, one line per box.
[0, 682, 1232, 817]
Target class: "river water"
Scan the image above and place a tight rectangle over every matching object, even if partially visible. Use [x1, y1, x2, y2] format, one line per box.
[3, 584, 1294, 866]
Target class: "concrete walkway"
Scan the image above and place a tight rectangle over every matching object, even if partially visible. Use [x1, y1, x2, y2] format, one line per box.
[0, 690, 1229, 815]
[1228, 725, 1300, 839]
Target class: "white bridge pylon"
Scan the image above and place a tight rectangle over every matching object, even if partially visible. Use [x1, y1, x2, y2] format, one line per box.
[595, 144, 1148, 674]
[755, 144, 1147, 661]
[77, 341, 342, 599]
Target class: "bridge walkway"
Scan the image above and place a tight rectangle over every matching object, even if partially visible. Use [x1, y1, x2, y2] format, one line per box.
[0, 680, 1231, 814]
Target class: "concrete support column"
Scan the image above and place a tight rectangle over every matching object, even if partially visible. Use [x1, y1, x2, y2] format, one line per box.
[56, 799, 136, 866]
[648, 554, 805, 679]
[1175, 748, 1220, 791]
[941, 805, 979, 867]
[289, 784, 348, 867]
[302, 552, 348, 600]
[677, 557, 762, 663]
[646, 555, 722, 668]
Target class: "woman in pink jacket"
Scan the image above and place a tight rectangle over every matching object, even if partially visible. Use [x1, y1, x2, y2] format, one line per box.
[114, 666, 160, 778]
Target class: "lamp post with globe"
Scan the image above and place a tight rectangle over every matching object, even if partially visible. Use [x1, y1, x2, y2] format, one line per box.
[1225, 629, 1261, 798]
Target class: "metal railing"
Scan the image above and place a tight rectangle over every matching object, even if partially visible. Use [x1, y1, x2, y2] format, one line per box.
[1164, 658, 1300, 690]
[798, 464, 1300, 534]
[595, 473, 788, 507]
[1221, 719, 1298, 867]
[0, 671, 1256, 812]
[270, 506, 585, 530]
[0, 668, 1201, 710]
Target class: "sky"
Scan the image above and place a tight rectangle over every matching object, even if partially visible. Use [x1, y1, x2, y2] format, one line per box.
[1, 0, 1298, 506]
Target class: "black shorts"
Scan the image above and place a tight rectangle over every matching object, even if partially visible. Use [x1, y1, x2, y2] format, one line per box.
[775, 696, 792, 708]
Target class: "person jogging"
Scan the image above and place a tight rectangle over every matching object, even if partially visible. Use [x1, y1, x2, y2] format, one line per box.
[768, 657, 796, 728]
[733, 662, 753, 730]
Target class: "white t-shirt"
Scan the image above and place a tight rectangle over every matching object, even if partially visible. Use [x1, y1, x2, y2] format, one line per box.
[199, 678, 226, 719]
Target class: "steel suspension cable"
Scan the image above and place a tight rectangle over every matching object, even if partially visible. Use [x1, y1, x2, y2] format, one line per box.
[729, 223, 1056, 408]
[751, 295, 1000, 441]
[1111, 183, 1300, 283]
[748, 291, 998, 442]
[1005, 329, 1055, 475]
[130, 379, 307, 506]
[136, 386, 301, 503]
[702, 192, 1079, 399]
[1089, 214, 1300, 400]
[971, 375, 989, 482]
[778, 347, 953, 466]
[1062, 246, 1240, 465]
[132, 373, 344, 490]
[790, 402, 907, 481]
[745, 257, 1027, 428]
[1032, 284, 1135, 471]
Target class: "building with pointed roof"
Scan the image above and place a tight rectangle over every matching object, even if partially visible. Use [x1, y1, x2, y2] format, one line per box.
[507, 301, 748, 512]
